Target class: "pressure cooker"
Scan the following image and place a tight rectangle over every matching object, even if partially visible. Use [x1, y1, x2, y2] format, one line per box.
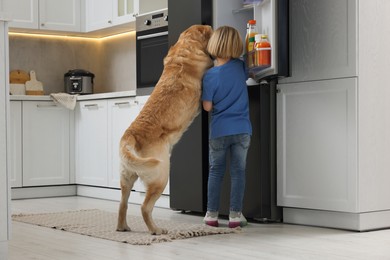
[64, 69, 94, 94]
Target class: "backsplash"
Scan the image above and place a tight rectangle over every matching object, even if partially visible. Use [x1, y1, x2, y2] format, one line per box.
[9, 32, 136, 94]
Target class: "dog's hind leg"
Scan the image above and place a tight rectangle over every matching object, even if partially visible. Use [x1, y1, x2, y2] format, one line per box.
[141, 159, 169, 235]
[142, 184, 167, 235]
[116, 168, 138, 232]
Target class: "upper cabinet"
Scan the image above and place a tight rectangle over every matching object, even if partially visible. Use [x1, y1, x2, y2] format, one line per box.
[40, 0, 81, 31]
[112, 0, 139, 24]
[3, 0, 39, 29]
[4, 0, 140, 34]
[84, 0, 139, 32]
[279, 0, 357, 83]
[4, 0, 81, 32]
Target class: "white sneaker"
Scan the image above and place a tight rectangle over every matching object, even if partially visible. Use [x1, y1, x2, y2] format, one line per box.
[229, 212, 247, 228]
[203, 211, 219, 227]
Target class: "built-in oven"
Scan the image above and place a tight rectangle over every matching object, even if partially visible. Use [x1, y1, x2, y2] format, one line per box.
[136, 9, 169, 90]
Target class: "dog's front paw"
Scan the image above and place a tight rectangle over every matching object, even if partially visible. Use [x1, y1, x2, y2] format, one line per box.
[116, 225, 131, 232]
[150, 227, 168, 235]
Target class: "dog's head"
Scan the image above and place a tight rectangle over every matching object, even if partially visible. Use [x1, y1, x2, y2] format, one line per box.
[176, 25, 213, 52]
[182, 25, 213, 47]
[164, 25, 214, 72]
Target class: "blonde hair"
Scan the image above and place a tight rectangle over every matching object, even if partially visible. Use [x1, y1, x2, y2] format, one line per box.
[207, 26, 243, 59]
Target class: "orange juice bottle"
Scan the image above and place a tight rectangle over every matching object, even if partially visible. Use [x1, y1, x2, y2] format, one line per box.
[245, 20, 257, 68]
[255, 34, 271, 67]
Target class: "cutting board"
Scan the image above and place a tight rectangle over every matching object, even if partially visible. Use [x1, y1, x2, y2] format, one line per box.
[25, 70, 44, 95]
[10, 70, 30, 84]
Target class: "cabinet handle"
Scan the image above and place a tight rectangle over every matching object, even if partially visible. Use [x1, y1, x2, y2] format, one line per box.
[84, 104, 99, 109]
[41, 23, 45, 27]
[114, 101, 130, 106]
[36, 104, 57, 108]
[108, 20, 112, 24]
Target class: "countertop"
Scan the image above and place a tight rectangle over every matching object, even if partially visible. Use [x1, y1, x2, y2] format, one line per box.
[9, 90, 137, 101]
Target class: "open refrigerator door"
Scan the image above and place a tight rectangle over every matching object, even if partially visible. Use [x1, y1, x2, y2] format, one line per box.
[213, 0, 289, 84]
[247, 0, 289, 83]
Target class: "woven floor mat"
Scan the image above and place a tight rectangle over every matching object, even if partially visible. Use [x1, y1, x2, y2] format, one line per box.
[12, 209, 240, 245]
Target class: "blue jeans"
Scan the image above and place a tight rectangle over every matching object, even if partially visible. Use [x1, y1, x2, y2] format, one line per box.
[207, 134, 251, 213]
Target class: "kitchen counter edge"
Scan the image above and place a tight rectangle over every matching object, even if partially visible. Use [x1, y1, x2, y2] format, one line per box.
[9, 90, 137, 101]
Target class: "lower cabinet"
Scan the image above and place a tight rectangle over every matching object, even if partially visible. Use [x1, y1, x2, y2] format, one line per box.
[10, 101, 71, 187]
[10, 95, 169, 202]
[23, 101, 71, 186]
[75, 97, 139, 188]
[9, 101, 22, 187]
[107, 98, 139, 188]
[75, 100, 108, 186]
[277, 78, 358, 212]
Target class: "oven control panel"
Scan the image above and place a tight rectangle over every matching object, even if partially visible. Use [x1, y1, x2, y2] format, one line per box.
[136, 9, 168, 32]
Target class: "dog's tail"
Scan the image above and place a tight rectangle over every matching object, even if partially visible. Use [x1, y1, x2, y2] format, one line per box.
[120, 137, 160, 171]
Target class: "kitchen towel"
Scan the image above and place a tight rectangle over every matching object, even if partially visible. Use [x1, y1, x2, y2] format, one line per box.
[50, 93, 78, 110]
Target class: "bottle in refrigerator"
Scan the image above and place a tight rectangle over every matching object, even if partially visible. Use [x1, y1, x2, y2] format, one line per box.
[245, 19, 257, 68]
[255, 34, 271, 67]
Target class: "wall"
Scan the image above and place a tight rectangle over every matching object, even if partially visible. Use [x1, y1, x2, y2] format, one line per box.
[9, 31, 136, 94]
[99, 32, 136, 93]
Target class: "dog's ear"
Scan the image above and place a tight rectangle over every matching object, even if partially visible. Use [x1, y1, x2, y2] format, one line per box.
[203, 25, 213, 39]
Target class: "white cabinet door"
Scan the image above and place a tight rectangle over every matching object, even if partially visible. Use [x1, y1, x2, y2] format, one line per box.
[113, 0, 138, 24]
[22, 101, 70, 186]
[3, 0, 39, 29]
[107, 97, 139, 188]
[84, 0, 113, 31]
[280, 0, 357, 83]
[277, 78, 357, 212]
[39, 0, 81, 31]
[75, 100, 108, 186]
[9, 101, 22, 188]
[84, 0, 137, 32]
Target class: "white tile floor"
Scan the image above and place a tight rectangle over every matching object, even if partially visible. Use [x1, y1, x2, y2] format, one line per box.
[5, 196, 390, 260]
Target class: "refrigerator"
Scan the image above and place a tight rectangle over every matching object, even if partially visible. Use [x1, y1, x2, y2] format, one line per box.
[169, 0, 289, 222]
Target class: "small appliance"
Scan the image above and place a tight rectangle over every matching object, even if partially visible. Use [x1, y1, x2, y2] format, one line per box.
[64, 69, 94, 94]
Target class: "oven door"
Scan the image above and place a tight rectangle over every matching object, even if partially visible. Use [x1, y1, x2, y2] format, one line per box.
[136, 26, 169, 89]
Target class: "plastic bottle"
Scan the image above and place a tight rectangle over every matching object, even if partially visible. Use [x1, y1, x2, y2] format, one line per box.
[245, 20, 257, 68]
[255, 34, 271, 67]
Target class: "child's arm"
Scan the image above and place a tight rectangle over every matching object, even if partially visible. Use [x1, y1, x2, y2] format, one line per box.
[203, 100, 213, 112]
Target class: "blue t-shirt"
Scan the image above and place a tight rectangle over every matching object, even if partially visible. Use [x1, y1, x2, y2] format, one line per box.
[202, 59, 252, 139]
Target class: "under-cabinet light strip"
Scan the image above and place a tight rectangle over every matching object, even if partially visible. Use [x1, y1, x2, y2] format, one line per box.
[8, 31, 135, 41]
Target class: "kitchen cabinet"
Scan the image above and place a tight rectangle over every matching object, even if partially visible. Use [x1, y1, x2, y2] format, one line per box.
[139, 0, 167, 15]
[4, 0, 81, 32]
[277, 0, 390, 231]
[3, 0, 39, 29]
[9, 101, 22, 188]
[107, 97, 139, 188]
[277, 78, 357, 212]
[84, 0, 113, 31]
[75, 100, 108, 186]
[113, 0, 139, 25]
[76, 97, 143, 189]
[280, 0, 357, 84]
[84, 0, 139, 32]
[22, 101, 71, 186]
